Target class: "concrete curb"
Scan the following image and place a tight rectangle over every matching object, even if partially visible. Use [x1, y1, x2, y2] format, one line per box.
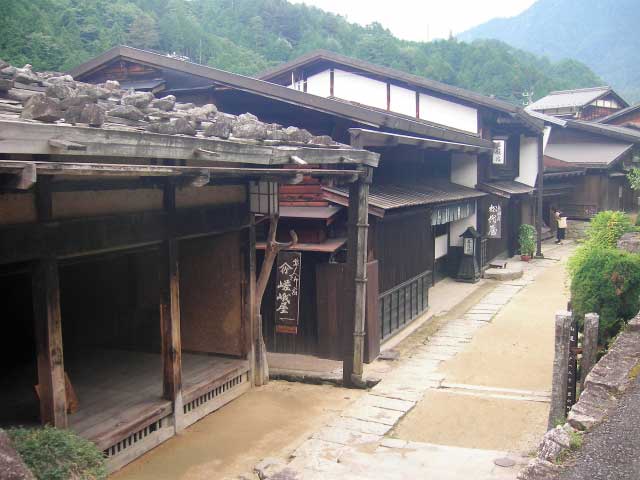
[518, 315, 640, 480]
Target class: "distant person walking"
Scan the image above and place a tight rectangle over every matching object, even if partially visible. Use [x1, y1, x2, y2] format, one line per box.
[553, 208, 567, 244]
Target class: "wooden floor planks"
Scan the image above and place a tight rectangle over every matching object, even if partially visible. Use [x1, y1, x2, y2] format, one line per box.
[65, 349, 247, 444]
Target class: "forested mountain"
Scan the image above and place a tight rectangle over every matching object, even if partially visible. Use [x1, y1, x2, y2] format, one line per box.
[460, 0, 640, 102]
[0, 0, 602, 105]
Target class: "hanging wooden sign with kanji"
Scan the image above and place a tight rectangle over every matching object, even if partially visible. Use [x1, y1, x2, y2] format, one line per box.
[274, 251, 301, 334]
[487, 203, 502, 239]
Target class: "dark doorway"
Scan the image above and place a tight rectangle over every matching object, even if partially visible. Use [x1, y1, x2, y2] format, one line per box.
[0, 265, 38, 427]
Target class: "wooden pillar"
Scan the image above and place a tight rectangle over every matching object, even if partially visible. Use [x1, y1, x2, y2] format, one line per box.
[536, 134, 544, 258]
[580, 313, 599, 392]
[160, 181, 184, 432]
[548, 311, 572, 429]
[32, 257, 67, 427]
[343, 168, 370, 388]
[32, 174, 67, 427]
[246, 215, 257, 386]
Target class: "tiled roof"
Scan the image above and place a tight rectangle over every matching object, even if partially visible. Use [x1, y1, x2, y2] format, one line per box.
[323, 182, 486, 213]
[529, 86, 614, 110]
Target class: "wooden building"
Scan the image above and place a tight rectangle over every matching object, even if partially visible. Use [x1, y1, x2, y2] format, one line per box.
[70, 46, 543, 366]
[529, 86, 629, 121]
[257, 51, 544, 349]
[0, 69, 377, 470]
[529, 110, 640, 220]
[598, 103, 640, 130]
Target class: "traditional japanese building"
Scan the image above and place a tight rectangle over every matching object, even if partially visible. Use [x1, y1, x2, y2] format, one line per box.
[528, 86, 629, 122]
[258, 50, 544, 270]
[598, 103, 640, 130]
[70, 46, 543, 368]
[0, 63, 377, 471]
[528, 110, 640, 223]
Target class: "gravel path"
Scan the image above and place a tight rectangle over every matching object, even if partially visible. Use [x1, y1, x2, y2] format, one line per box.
[558, 374, 640, 480]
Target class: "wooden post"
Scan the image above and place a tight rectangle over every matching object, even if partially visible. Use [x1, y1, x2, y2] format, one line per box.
[535, 134, 544, 258]
[160, 181, 184, 432]
[32, 257, 67, 427]
[548, 311, 572, 429]
[580, 313, 600, 392]
[253, 215, 298, 386]
[32, 172, 67, 427]
[246, 215, 257, 386]
[344, 169, 370, 388]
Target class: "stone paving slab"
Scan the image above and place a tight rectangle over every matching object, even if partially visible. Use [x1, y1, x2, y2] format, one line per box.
[341, 405, 406, 426]
[465, 312, 495, 322]
[312, 426, 382, 446]
[328, 416, 394, 436]
[333, 441, 523, 480]
[356, 394, 415, 412]
[291, 438, 348, 462]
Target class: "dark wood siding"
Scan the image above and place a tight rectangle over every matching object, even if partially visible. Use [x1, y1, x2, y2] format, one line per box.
[373, 212, 433, 293]
[260, 251, 323, 355]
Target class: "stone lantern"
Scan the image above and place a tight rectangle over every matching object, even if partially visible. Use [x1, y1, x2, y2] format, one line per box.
[457, 226, 481, 283]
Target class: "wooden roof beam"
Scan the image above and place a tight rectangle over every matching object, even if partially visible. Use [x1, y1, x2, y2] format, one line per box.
[0, 120, 379, 167]
[0, 160, 364, 186]
[48, 138, 87, 152]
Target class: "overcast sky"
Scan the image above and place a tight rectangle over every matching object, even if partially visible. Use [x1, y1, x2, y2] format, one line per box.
[289, 0, 538, 42]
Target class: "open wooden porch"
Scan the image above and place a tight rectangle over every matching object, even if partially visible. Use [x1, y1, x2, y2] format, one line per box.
[64, 349, 249, 471]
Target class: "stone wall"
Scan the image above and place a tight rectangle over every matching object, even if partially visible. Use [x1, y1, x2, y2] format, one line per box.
[617, 232, 640, 254]
[565, 220, 589, 240]
[518, 315, 640, 479]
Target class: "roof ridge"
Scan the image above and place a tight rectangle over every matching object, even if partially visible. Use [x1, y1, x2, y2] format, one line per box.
[548, 86, 611, 95]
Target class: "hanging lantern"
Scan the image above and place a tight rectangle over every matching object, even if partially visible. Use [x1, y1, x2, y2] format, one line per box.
[249, 181, 279, 216]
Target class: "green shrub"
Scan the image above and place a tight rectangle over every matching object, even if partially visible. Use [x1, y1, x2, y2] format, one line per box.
[518, 224, 536, 256]
[569, 211, 636, 278]
[8, 426, 106, 480]
[584, 211, 634, 249]
[570, 247, 640, 345]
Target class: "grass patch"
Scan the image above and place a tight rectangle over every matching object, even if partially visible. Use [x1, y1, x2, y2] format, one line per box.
[8, 426, 106, 480]
[569, 430, 583, 451]
[629, 362, 640, 380]
[553, 417, 567, 428]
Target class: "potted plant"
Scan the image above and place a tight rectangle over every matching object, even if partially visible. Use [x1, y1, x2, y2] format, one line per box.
[518, 224, 536, 261]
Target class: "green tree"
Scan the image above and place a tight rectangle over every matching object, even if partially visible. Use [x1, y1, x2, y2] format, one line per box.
[126, 13, 160, 49]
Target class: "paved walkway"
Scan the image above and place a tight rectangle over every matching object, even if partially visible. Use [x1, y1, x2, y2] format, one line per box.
[557, 374, 640, 480]
[260, 241, 575, 479]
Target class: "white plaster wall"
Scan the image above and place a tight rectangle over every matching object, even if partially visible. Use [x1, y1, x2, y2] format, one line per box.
[419, 93, 478, 133]
[449, 211, 477, 247]
[450, 153, 478, 188]
[435, 234, 449, 259]
[516, 135, 539, 187]
[543, 126, 552, 151]
[305, 70, 331, 98]
[389, 84, 415, 117]
[333, 69, 388, 110]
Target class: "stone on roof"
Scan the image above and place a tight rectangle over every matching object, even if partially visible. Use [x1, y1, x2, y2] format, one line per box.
[0, 61, 345, 147]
